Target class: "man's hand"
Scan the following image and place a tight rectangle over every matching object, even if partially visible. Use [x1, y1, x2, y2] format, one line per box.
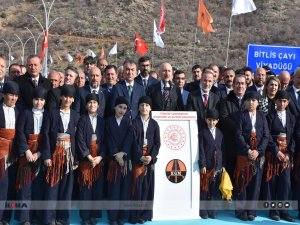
[44, 159, 52, 167]
[200, 167, 206, 174]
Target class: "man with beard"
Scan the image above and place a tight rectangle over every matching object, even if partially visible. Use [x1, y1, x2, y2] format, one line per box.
[186, 69, 220, 131]
[219, 68, 235, 100]
[74, 67, 106, 117]
[246, 67, 267, 96]
[134, 56, 159, 92]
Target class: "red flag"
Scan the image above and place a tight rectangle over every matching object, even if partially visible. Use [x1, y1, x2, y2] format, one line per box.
[135, 33, 148, 56]
[158, 0, 166, 34]
[40, 31, 48, 60]
[196, 0, 214, 34]
[100, 47, 105, 59]
[77, 53, 83, 63]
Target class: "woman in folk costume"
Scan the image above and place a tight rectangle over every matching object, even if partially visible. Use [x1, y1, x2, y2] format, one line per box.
[105, 96, 134, 225]
[262, 90, 295, 222]
[14, 87, 48, 225]
[129, 96, 160, 224]
[76, 93, 105, 225]
[234, 91, 269, 221]
[0, 82, 21, 225]
[41, 85, 80, 225]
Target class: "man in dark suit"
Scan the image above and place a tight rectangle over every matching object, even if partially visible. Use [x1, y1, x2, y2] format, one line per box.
[246, 67, 267, 96]
[218, 67, 235, 100]
[101, 65, 118, 117]
[186, 69, 219, 130]
[185, 64, 202, 92]
[46, 66, 79, 110]
[110, 59, 145, 119]
[0, 55, 11, 101]
[147, 63, 184, 111]
[287, 67, 300, 118]
[134, 56, 159, 92]
[219, 74, 247, 180]
[73, 66, 106, 117]
[16, 55, 51, 109]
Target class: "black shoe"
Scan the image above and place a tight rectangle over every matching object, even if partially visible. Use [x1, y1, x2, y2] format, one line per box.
[81, 220, 90, 225]
[89, 218, 97, 225]
[109, 221, 117, 225]
[248, 215, 255, 221]
[208, 214, 216, 219]
[237, 214, 248, 221]
[117, 220, 124, 225]
[1, 221, 9, 225]
[138, 219, 145, 224]
[269, 214, 280, 221]
[201, 214, 208, 219]
[280, 213, 295, 222]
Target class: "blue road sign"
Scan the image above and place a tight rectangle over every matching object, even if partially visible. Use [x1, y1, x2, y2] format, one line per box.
[247, 44, 300, 74]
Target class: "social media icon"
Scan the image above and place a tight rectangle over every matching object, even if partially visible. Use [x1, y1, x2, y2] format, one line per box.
[278, 202, 283, 208]
[263, 202, 269, 208]
[271, 202, 276, 208]
[284, 202, 290, 208]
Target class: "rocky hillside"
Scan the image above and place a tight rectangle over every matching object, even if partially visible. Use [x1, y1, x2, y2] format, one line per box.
[0, 0, 299, 78]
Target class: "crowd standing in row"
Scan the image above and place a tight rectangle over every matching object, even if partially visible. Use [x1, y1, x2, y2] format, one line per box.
[0, 53, 300, 225]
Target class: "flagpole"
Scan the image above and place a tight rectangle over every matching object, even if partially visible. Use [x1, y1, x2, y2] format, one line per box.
[115, 53, 117, 68]
[152, 43, 155, 67]
[225, 15, 233, 67]
[192, 27, 198, 65]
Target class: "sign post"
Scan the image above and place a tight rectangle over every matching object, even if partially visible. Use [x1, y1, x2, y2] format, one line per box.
[247, 44, 300, 74]
[152, 111, 199, 220]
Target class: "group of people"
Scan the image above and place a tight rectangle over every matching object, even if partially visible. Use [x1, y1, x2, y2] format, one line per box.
[0, 52, 299, 225]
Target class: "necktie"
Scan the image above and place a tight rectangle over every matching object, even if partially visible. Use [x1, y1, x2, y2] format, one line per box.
[143, 79, 147, 88]
[128, 85, 133, 98]
[163, 87, 170, 103]
[92, 90, 97, 94]
[203, 94, 208, 108]
[297, 91, 300, 108]
[33, 79, 38, 88]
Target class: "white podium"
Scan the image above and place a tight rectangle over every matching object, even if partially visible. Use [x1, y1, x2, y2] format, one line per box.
[152, 111, 199, 220]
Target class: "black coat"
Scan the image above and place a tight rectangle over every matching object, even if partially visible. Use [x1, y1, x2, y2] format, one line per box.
[16, 73, 51, 109]
[132, 116, 160, 164]
[147, 81, 184, 111]
[186, 89, 220, 130]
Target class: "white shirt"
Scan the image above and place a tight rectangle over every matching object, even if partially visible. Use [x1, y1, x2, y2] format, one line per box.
[32, 108, 44, 134]
[60, 109, 71, 133]
[226, 87, 232, 95]
[161, 80, 170, 92]
[277, 110, 286, 128]
[125, 80, 134, 88]
[249, 112, 256, 132]
[141, 116, 150, 147]
[115, 116, 122, 126]
[32, 76, 39, 86]
[3, 104, 15, 129]
[90, 86, 100, 94]
[208, 127, 216, 140]
[89, 114, 97, 133]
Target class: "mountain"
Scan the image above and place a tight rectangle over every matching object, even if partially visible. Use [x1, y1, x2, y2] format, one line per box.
[0, 0, 299, 78]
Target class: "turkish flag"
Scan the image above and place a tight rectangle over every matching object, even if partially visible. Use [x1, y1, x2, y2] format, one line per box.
[40, 31, 48, 60]
[135, 33, 148, 56]
[77, 53, 83, 62]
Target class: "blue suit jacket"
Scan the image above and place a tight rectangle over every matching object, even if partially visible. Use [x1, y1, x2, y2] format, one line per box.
[110, 80, 145, 119]
[41, 109, 79, 161]
[16, 109, 48, 155]
[132, 116, 160, 164]
[198, 127, 224, 170]
[236, 110, 269, 156]
[134, 75, 159, 92]
[73, 85, 106, 118]
[76, 114, 105, 160]
[266, 109, 295, 155]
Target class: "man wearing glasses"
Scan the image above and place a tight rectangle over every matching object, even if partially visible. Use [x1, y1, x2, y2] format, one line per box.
[173, 70, 189, 110]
